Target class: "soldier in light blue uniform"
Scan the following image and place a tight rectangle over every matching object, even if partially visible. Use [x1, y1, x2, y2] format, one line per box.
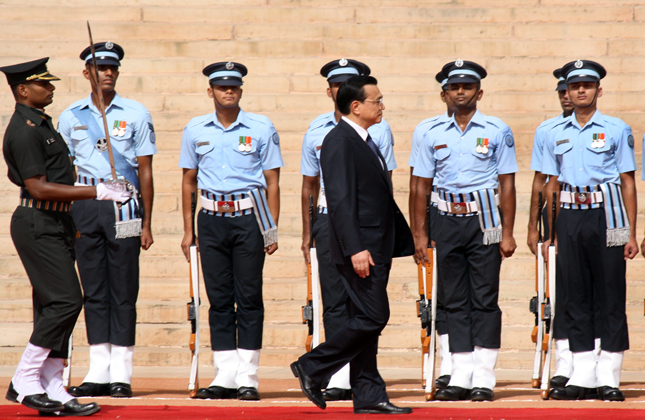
[58, 42, 156, 399]
[412, 60, 518, 402]
[527, 68, 575, 389]
[299, 59, 395, 401]
[542, 60, 637, 402]
[408, 70, 453, 390]
[179, 61, 283, 401]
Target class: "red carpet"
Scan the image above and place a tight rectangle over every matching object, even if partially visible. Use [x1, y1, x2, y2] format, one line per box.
[1, 406, 644, 420]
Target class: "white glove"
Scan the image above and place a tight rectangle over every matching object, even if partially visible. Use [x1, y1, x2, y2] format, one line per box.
[96, 180, 134, 203]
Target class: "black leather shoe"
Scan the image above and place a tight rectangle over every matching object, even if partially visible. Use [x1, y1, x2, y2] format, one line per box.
[322, 388, 352, 401]
[435, 386, 471, 401]
[470, 387, 494, 401]
[354, 402, 412, 414]
[68, 382, 110, 398]
[549, 385, 599, 400]
[598, 386, 625, 402]
[194, 386, 237, 399]
[38, 398, 101, 416]
[549, 375, 569, 388]
[435, 375, 450, 390]
[6, 381, 18, 403]
[237, 387, 260, 400]
[290, 361, 326, 409]
[6, 382, 64, 413]
[109, 383, 132, 398]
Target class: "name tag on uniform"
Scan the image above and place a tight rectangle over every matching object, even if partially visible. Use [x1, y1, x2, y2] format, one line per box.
[196, 141, 210, 147]
[73, 125, 88, 131]
[556, 139, 569, 146]
[46, 138, 56, 145]
[316, 146, 322, 150]
[434, 144, 447, 150]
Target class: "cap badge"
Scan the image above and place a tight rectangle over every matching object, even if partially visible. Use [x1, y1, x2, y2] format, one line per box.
[105, 41, 114, 50]
[575, 60, 583, 69]
[339, 58, 348, 67]
[455, 58, 464, 68]
[225, 61, 234, 70]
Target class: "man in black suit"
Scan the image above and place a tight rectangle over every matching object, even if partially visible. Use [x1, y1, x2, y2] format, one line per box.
[291, 76, 414, 415]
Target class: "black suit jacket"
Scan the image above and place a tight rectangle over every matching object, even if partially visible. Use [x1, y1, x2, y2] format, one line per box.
[320, 119, 414, 266]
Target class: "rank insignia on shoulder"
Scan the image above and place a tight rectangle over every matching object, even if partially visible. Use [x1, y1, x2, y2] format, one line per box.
[628, 134, 634, 148]
[25, 119, 35, 127]
[73, 125, 88, 131]
[556, 139, 569, 146]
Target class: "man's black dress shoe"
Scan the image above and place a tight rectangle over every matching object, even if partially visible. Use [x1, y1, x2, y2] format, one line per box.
[434, 386, 471, 401]
[435, 375, 450, 390]
[67, 383, 110, 398]
[238, 387, 260, 400]
[549, 375, 569, 388]
[38, 398, 101, 417]
[354, 402, 412, 414]
[323, 388, 352, 401]
[109, 383, 132, 398]
[549, 385, 598, 400]
[6, 382, 64, 413]
[290, 361, 326, 409]
[470, 387, 494, 401]
[194, 386, 237, 399]
[598, 386, 625, 401]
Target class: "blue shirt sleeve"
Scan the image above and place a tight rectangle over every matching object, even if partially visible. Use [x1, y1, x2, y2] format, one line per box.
[541, 127, 560, 177]
[369, 121, 397, 171]
[258, 123, 284, 170]
[530, 125, 545, 172]
[409, 124, 425, 169]
[57, 110, 75, 157]
[300, 130, 320, 177]
[495, 128, 518, 175]
[411, 134, 436, 179]
[178, 125, 198, 170]
[133, 110, 157, 157]
[613, 124, 636, 174]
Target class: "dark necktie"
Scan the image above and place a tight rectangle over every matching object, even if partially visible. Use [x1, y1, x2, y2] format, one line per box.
[365, 135, 384, 168]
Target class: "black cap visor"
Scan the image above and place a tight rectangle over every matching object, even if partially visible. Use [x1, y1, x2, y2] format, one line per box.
[209, 76, 243, 87]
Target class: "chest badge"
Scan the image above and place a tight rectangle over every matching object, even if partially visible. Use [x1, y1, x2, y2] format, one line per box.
[591, 133, 605, 148]
[96, 137, 108, 152]
[476, 137, 489, 154]
[238, 136, 252, 152]
[112, 120, 127, 137]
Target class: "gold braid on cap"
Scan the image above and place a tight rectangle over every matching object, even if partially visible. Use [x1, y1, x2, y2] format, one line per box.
[25, 72, 58, 81]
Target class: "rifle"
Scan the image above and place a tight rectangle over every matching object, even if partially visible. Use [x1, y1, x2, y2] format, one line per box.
[302, 195, 321, 351]
[540, 192, 557, 399]
[187, 192, 201, 397]
[530, 191, 546, 388]
[62, 334, 73, 388]
[417, 193, 437, 401]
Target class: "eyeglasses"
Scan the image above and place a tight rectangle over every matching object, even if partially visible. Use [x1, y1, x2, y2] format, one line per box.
[363, 98, 384, 106]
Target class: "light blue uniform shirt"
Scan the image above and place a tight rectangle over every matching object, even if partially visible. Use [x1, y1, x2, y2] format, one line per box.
[530, 114, 565, 172]
[542, 110, 636, 186]
[412, 110, 518, 193]
[409, 112, 450, 169]
[300, 112, 396, 197]
[179, 109, 283, 194]
[58, 93, 157, 179]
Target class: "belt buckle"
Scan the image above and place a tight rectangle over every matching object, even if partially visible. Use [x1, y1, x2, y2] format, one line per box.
[575, 193, 590, 205]
[217, 201, 235, 213]
[450, 202, 468, 215]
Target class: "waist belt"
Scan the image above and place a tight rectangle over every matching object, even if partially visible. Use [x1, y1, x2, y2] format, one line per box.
[437, 194, 499, 215]
[430, 191, 439, 204]
[200, 195, 254, 213]
[19, 189, 71, 212]
[560, 190, 603, 205]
